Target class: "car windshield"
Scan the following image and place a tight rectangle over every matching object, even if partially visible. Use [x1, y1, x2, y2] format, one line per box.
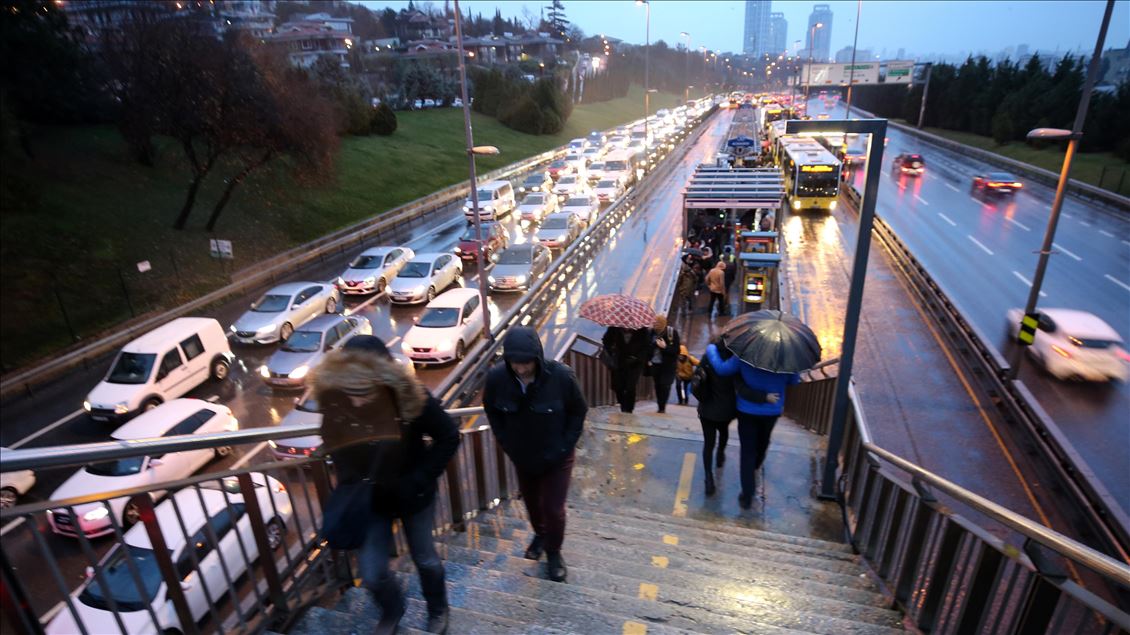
[497, 248, 532, 265]
[399, 262, 431, 278]
[251, 294, 291, 312]
[605, 161, 628, 171]
[106, 353, 156, 385]
[542, 217, 569, 230]
[564, 197, 591, 207]
[475, 189, 495, 200]
[87, 456, 146, 477]
[417, 307, 459, 328]
[348, 254, 383, 269]
[523, 194, 545, 205]
[281, 330, 322, 353]
[589, 163, 604, 171]
[558, 177, 576, 185]
[523, 176, 543, 185]
[597, 180, 617, 188]
[78, 545, 162, 612]
[460, 225, 495, 241]
[550, 160, 566, 169]
[906, 155, 923, 162]
[989, 172, 1017, 181]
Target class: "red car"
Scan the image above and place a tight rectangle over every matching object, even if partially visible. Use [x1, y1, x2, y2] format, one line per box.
[972, 171, 1022, 196]
[455, 221, 509, 263]
[546, 159, 572, 181]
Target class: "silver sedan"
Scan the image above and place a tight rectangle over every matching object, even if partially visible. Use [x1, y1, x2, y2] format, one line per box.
[230, 281, 340, 344]
[259, 314, 372, 389]
[387, 253, 463, 305]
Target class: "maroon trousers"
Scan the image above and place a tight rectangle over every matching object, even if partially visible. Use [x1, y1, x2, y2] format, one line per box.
[516, 451, 575, 554]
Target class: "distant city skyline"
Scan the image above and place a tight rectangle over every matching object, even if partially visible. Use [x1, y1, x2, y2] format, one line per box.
[360, 1, 1130, 63]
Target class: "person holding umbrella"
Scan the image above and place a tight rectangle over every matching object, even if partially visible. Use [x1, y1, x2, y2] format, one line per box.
[703, 311, 820, 509]
[581, 294, 655, 414]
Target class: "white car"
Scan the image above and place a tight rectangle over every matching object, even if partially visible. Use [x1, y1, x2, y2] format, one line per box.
[567, 138, 589, 151]
[46, 473, 291, 635]
[560, 193, 601, 226]
[1006, 308, 1127, 382]
[581, 146, 604, 163]
[536, 213, 582, 250]
[335, 246, 415, 295]
[230, 282, 340, 344]
[563, 154, 588, 179]
[606, 135, 629, 150]
[552, 175, 586, 202]
[593, 178, 625, 204]
[387, 252, 462, 305]
[0, 447, 35, 509]
[47, 400, 238, 538]
[401, 288, 486, 365]
[517, 192, 558, 227]
[585, 161, 607, 185]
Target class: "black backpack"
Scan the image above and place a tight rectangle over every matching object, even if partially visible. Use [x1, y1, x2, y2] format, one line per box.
[690, 359, 711, 400]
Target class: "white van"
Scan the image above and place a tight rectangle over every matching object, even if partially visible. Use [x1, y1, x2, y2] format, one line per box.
[84, 318, 234, 421]
[463, 180, 516, 221]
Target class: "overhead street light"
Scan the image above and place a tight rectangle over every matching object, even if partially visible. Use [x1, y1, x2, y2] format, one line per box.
[804, 22, 824, 108]
[680, 31, 691, 103]
[637, 0, 651, 142]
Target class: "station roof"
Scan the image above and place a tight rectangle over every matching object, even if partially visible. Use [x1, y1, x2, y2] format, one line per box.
[683, 166, 784, 209]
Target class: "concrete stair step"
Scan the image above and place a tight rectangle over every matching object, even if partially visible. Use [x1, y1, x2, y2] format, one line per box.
[477, 509, 862, 574]
[396, 554, 905, 634]
[448, 523, 880, 596]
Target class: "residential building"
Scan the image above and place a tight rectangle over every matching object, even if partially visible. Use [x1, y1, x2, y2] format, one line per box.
[742, 0, 772, 57]
[768, 12, 788, 57]
[269, 20, 352, 68]
[807, 4, 833, 62]
[835, 46, 872, 63]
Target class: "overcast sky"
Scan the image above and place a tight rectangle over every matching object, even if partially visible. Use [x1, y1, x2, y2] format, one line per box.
[360, 1, 1130, 59]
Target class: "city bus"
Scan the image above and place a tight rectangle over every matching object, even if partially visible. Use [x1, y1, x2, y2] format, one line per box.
[778, 136, 842, 212]
[759, 103, 791, 131]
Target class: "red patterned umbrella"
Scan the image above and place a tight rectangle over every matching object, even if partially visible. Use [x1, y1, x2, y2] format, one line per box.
[579, 294, 656, 329]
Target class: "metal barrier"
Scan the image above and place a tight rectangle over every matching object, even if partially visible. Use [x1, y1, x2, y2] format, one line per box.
[0, 407, 519, 635]
[840, 385, 1130, 633]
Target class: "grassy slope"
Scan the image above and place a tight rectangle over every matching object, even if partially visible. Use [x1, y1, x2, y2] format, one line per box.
[0, 87, 686, 369]
[912, 124, 1130, 196]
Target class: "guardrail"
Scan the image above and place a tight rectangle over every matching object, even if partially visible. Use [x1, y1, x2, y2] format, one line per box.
[839, 384, 1130, 632]
[0, 407, 518, 635]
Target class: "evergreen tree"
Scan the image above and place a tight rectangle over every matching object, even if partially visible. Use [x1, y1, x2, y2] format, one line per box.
[544, 0, 568, 38]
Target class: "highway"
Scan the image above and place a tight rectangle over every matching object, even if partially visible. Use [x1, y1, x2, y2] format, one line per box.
[0, 108, 733, 625]
[814, 98, 1130, 514]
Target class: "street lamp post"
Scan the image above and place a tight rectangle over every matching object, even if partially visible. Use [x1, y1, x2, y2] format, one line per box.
[1007, 0, 1115, 380]
[804, 22, 824, 110]
[844, 0, 862, 119]
[680, 31, 691, 103]
[637, 0, 650, 142]
[453, 0, 496, 342]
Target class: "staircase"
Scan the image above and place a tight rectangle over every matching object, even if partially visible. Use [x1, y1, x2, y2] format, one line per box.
[288, 404, 908, 635]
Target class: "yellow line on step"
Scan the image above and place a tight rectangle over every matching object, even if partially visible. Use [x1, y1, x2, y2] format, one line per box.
[672, 452, 696, 517]
[651, 555, 669, 569]
[638, 583, 658, 601]
[623, 621, 648, 635]
[662, 535, 679, 546]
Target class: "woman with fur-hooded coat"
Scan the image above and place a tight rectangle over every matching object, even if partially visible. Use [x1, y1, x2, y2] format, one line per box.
[311, 335, 459, 634]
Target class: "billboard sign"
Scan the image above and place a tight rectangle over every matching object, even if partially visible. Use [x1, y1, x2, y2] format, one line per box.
[883, 60, 915, 84]
[801, 61, 908, 86]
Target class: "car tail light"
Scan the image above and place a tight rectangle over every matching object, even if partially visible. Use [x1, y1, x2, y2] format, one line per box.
[988, 182, 1003, 188]
[1051, 345, 1072, 359]
[276, 482, 287, 493]
[1012, 182, 1022, 188]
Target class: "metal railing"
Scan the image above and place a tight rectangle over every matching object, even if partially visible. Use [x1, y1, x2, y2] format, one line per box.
[0, 406, 519, 635]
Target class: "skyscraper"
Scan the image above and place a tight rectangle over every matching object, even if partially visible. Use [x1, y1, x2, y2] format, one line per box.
[807, 4, 833, 62]
[769, 12, 788, 57]
[743, 0, 772, 57]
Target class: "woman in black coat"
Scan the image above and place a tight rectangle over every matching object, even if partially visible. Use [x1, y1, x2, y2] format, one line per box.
[602, 326, 651, 413]
[648, 314, 680, 413]
[696, 338, 738, 496]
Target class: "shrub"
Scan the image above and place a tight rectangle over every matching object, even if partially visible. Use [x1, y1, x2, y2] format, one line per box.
[371, 102, 397, 135]
[500, 95, 544, 135]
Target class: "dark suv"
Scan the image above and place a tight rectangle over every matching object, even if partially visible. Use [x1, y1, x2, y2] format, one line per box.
[456, 221, 509, 263]
[892, 153, 925, 176]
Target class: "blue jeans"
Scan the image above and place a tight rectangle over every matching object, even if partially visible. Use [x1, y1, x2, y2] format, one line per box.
[358, 501, 446, 613]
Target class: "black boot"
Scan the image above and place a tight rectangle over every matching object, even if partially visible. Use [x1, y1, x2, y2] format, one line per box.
[738, 493, 753, 510]
[547, 552, 567, 582]
[704, 470, 716, 497]
[524, 535, 544, 561]
[369, 580, 405, 635]
[426, 607, 449, 634]
[716, 449, 725, 468]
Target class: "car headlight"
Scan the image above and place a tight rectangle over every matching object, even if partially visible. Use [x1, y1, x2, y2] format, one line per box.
[437, 340, 454, 352]
[412, 285, 426, 295]
[257, 324, 276, 334]
[487, 275, 496, 284]
[289, 365, 309, 380]
[463, 206, 471, 212]
[83, 400, 92, 412]
[516, 275, 528, 284]
[229, 324, 237, 332]
[792, 199, 802, 210]
[454, 246, 462, 253]
[829, 200, 838, 210]
[268, 440, 278, 448]
[83, 507, 110, 522]
[483, 205, 494, 212]
[401, 341, 412, 353]
[364, 275, 376, 284]
[114, 402, 129, 415]
[259, 365, 270, 378]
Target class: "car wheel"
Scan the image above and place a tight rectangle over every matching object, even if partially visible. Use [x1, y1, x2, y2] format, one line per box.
[0, 488, 17, 510]
[455, 340, 466, 361]
[266, 518, 286, 552]
[377, 277, 388, 294]
[211, 357, 230, 381]
[427, 286, 436, 302]
[325, 297, 337, 314]
[279, 322, 294, 342]
[123, 501, 141, 527]
[142, 397, 162, 412]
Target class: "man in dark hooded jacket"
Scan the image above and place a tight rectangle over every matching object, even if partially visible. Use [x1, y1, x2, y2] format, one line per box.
[483, 326, 587, 583]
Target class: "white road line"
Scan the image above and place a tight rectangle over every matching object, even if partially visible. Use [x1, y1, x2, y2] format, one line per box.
[231, 442, 269, 469]
[1052, 243, 1082, 261]
[1099, 230, 1115, 238]
[9, 409, 84, 449]
[0, 518, 26, 537]
[944, 182, 961, 193]
[1012, 271, 1048, 297]
[1079, 220, 1091, 227]
[1123, 240, 1130, 247]
[1062, 213, 1074, 219]
[914, 195, 930, 206]
[880, 170, 890, 178]
[1005, 217, 1030, 231]
[937, 213, 957, 227]
[967, 236, 994, 256]
[1105, 274, 1130, 293]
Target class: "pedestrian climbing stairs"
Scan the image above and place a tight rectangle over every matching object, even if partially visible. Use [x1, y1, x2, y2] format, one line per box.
[289, 463, 907, 634]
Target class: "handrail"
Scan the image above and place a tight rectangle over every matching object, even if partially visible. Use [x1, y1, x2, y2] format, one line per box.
[846, 385, 1130, 588]
[0, 407, 485, 473]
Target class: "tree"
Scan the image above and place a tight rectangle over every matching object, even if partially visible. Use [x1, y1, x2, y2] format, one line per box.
[544, 0, 569, 38]
[371, 102, 398, 135]
[991, 110, 1014, 145]
[309, 55, 372, 135]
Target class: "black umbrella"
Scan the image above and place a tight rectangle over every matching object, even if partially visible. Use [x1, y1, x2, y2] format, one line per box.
[682, 247, 705, 257]
[719, 310, 821, 373]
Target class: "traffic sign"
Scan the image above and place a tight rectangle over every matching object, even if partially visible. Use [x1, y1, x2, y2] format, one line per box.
[728, 136, 756, 148]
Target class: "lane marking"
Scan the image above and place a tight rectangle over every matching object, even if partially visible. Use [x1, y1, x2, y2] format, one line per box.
[1062, 213, 1074, 219]
[637, 583, 659, 601]
[1005, 217, 1030, 231]
[385, 335, 401, 349]
[880, 170, 891, 178]
[1079, 220, 1091, 227]
[1123, 240, 1130, 247]
[342, 290, 387, 316]
[0, 518, 26, 537]
[9, 409, 84, 449]
[231, 441, 269, 469]
[1012, 271, 1048, 298]
[1051, 243, 1082, 261]
[937, 213, 957, 227]
[1105, 274, 1130, 293]
[967, 236, 994, 256]
[1099, 230, 1114, 238]
[913, 195, 930, 206]
[944, 182, 961, 193]
[672, 452, 695, 518]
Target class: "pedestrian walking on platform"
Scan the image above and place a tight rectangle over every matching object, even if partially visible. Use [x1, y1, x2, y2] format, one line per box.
[484, 327, 588, 583]
[674, 344, 698, 405]
[695, 340, 737, 496]
[675, 262, 697, 318]
[313, 336, 460, 635]
[705, 261, 728, 318]
[601, 325, 650, 413]
[647, 314, 680, 413]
